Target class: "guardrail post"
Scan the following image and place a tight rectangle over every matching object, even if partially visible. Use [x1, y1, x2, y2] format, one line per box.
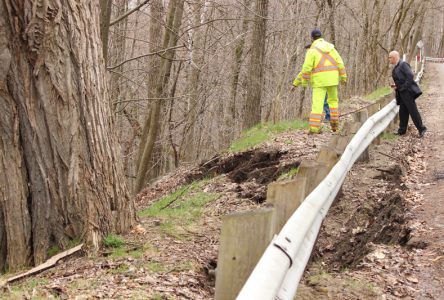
[329, 122, 351, 153]
[297, 160, 330, 197]
[380, 98, 397, 133]
[343, 121, 371, 163]
[316, 146, 343, 204]
[367, 102, 380, 117]
[352, 111, 370, 162]
[266, 177, 306, 232]
[367, 102, 381, 145]
[390, 103, 399, 131]
[352, 110, 368, 123]
[349, 121, 362, 134]
[316, 145, 341, 168]
[215, 208, 276, 300]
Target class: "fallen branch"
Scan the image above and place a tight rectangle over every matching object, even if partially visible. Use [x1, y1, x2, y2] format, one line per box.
[0, 244, 83, 287]
[376, 151, 398, 160]
[160, 188, 188, 210]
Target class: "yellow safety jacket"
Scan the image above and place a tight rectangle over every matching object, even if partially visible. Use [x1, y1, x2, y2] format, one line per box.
[293, 38, 347, 88]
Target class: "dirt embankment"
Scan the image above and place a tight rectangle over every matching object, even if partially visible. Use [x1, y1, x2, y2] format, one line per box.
[3, 66, 444, 299]
[297, 64, 444, 300]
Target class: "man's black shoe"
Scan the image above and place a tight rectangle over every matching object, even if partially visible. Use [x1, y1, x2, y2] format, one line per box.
[394, 131, 406, 136]
[419, 127, 427, 138]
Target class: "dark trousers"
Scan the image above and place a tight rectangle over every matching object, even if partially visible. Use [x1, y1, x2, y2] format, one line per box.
[324, 95, 330, 121]
[397, 90, 424, 134]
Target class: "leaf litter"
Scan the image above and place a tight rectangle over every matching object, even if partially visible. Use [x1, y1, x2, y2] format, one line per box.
[2, 95, 442, 299]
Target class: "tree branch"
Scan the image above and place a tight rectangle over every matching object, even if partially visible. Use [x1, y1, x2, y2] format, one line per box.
[109, 0, 151, 27]
[106, 45, 185, 70]
[0, 244, 83, 287]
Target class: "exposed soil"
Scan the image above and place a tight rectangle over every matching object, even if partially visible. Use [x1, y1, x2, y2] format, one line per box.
[324, 191, 410, 269]
[296, 63, 444, 299]
[135, 131, 327, 210]
[192, 149, 300, 203]
[2, 66, 444, 300]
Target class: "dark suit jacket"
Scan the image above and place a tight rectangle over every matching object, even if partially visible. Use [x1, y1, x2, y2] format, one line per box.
[392, 60, 422, 104]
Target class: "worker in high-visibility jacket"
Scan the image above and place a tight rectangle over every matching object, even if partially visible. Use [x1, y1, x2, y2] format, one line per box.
[293, 29, 347, 133]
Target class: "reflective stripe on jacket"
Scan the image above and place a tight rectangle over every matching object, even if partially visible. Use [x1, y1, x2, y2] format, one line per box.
[294, 38, 347, 88]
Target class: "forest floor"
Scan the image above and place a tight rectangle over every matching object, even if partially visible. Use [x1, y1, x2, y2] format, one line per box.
[1, 64, 444, 300]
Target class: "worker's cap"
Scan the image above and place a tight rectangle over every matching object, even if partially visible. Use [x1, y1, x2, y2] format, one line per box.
[311, 29, 322, 39]
[304, 43, 312, 49]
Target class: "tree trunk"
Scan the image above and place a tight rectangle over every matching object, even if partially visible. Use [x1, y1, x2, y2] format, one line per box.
[137, 0, 163, 171]
[100, 0, 113, 63]
[405, 2, 427, 63]
[109, 0, 128, 111]
[326, 0, 336, 44]
[183, 0, 207, 162]
[0, 0, 135, 271]
[243, 0, 268, 130]
[224, 0, 251, 144]
[135, 0, 185, 193]
[440, 19, 444, 57]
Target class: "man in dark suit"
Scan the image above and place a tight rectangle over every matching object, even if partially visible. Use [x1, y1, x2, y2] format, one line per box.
[389, 51, 427, 138]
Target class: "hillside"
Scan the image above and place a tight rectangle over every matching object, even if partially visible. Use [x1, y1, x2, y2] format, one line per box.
[2, 66, 444, 299]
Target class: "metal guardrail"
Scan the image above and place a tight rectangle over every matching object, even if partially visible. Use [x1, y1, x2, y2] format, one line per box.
[237, 58, 426, 300]
[426, 57, 444, 63]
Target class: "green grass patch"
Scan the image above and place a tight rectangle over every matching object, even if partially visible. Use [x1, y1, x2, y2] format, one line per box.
[277, 167, 299, 181]
[109, 264, 130, 274]
[344, 278, 378, 292]
[306, 271, 333, 286]
[128, 249, 144, 259]
[229, 120, 307, 152]
[173, 260, 197, 272]
[47, 245, 61, 258]
[104, 239, 146, 259]
[21, 278, 49, 289]
[151, 294, 176, 300]
[109, 246, 127, 258]
[146, 261, 166, 273]
[2, 279, 50, 300]
[159, 221, 183, 240]
[108, 246, 143, 259]
[68, 278, 98, 290]
[381, 132, 397, 140]
[103, 234, 131, 259]
[138, 180, 220, 238]
[104, 234, 125, 248]
[364, 86, 392, 101]
[67, 238, 81, 248]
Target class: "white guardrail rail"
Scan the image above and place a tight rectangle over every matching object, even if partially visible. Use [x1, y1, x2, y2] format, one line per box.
[426, 57, 444, 63]
[237, 58, 426, 300]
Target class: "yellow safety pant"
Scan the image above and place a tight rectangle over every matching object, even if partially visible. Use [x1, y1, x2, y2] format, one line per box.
[309, 86, 339, 133]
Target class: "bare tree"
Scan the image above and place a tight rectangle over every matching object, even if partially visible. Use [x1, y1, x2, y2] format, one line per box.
[224, 0, 251, 144]
[135, 0, 185, 193]
[243, 0, 268, 129]
[183, 0, 207, 161]
[0, 1, 135, 271]
[99, 0, 433, 189]
[100, 0, 113, 63]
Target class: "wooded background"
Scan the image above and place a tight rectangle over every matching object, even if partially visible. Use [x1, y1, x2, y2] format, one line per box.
[1, 0, 443, 271]
[104, 0, 443, 192]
